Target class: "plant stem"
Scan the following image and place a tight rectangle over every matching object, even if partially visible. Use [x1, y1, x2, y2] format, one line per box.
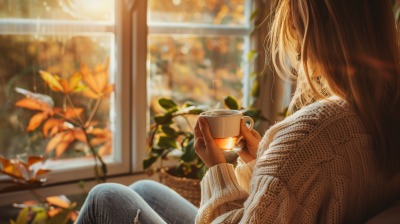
[86, 98, 101, 127]
[82, 128, 107, 183]
[30, 187, 47, 203]
[65, 94, 84, 125]
[54, 112, 81, 126]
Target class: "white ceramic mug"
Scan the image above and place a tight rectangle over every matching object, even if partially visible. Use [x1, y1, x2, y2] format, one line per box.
[199, 109, 254, 152]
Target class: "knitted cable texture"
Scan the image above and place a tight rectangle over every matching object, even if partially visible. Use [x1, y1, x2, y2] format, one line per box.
[195, 97, 400, 224]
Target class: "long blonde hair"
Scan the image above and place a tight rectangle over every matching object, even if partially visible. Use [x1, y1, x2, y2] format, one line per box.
[270, 0, 400, 176]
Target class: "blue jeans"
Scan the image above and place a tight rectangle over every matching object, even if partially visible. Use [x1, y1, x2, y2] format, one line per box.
[75, 180, 198, 224]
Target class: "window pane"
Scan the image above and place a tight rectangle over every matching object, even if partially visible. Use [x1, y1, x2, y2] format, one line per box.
[0, 0, 114, 22]
[0, 34, 114, 160]
[148, 0, 246, 25]
[148, 35, 244, 120]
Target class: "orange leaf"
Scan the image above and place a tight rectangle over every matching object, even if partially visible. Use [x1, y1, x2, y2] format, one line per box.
[46, 132, 66, 153]
[72, 129, 87, 143]
[27, 156, 44, 166]
[56, 140, 73, 158]
[43, 119, 64, 137]
[47, 196, 71, 208]
[98, 141, 112, 156]
[81, 63, 100, 93]
[36, 169, 51, 176]
[49, 126, 59, 137]
[0, 156, 23, 178]
[94, 64, 108, 93]
[70, 211, 78, 222]
[64, 108, 84, 119]
[60, 79, 68, 93]
[62, 131, 74, 142]
[87, 128, 107, 135]
[85, 121, 99, 128]
[39, 71, 64, 92]
[48, 208, 62, 217]
[22, 201, 39, 206]
[69, 72, 82, 92]
[27, 112, 49, 132]
[90, 136, 111, 146]
[83, 89, 100, 99]
[15, 98, 42, 111]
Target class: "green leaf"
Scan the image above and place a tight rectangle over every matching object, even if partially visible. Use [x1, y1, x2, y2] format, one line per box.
[223, 96, 239, 110]
[158, 98, 177, 111]
[247, 50, 258, 61]
[161, 125, 177, 137]
[196, 157, 204, 168]
[154, 113, 173, 124]
[143, 155, 159, 170]
[189, 109, 203, 115]
[249, 9, 260, 21]
[176, 162, 192, 177]
[278, 106, 290, 118]
[243, 109, 261, 118]
[16, 207, 29, 224]
[10, 220, 16, 224]
[78, 180, 85, 189]
[250, 72, 257, 78]
[32, 208, 47, 224]
[45, 209, 70, 224]
[181, 139, 196, 163]
[157, 136, 178, 149]
[182, 101, 195, 108]
[251, 80, 259, 97]
[197, 164, 208, 181]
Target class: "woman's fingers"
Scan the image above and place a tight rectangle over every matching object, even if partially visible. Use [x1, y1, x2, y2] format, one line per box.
[199, 117, 215, 147]
[240, 119, 258, 144]
[194, 116, 202, 139]
[250, 129, 262, 141]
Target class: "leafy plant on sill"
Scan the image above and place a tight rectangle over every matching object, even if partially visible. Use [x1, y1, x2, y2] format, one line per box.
[0, 156, 79, 223]
[143, 95, 269, 180]
[13, 57, 113, 183]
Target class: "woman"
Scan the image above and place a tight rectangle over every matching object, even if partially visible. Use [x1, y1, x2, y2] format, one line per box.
[76, 0, 400, 223]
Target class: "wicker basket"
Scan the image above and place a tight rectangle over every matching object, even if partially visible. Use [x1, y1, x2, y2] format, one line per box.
[159, 166, 201, 207]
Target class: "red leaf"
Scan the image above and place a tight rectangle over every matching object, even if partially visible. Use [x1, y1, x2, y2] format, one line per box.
[46, 132, 66, 153]
[27, 156, 44, 166]
[27, 112, 49, 132]
[15, 98, 42, 111]
[46, 196, 71, 209]
[43, 119, 64, 137]
[63, 108, 84, 119]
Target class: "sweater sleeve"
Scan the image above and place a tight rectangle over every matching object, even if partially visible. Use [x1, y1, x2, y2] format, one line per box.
[196, 116, 327, 224]
[235, 157, 257, 192]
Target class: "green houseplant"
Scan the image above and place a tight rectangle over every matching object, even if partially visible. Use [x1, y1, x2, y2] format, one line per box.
[143, 95, 269, 180]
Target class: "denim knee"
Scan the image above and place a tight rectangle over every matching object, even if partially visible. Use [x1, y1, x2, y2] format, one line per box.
[88, 183, 131, 203]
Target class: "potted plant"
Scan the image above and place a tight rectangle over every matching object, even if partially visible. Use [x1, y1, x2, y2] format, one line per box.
[143, 96, 268, 206]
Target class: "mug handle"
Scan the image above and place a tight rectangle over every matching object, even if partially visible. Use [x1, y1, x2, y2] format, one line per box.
[235, 116, 254, 145]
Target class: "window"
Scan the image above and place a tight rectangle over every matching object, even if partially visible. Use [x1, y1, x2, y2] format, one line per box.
[147, 0, 251, 121]
[0, 0, 131, 184]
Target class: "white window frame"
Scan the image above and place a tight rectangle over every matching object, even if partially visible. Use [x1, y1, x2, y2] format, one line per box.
[0, 0, 132, 186]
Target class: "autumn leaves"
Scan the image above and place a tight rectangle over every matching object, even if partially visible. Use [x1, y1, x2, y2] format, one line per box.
[14, 58, 113, 159]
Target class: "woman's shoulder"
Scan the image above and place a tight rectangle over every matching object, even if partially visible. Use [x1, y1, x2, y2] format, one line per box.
[258, 96, 365, 157]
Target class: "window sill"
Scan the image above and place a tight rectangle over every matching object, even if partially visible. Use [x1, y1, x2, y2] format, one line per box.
[0, 172, 158, 206]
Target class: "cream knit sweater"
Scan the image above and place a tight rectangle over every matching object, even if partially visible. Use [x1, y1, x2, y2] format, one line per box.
[196, 97, 400, 224]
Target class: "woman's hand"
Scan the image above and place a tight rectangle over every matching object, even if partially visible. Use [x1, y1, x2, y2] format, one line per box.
[236, 119, 262, 163]
[194, 117, 226, 168]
